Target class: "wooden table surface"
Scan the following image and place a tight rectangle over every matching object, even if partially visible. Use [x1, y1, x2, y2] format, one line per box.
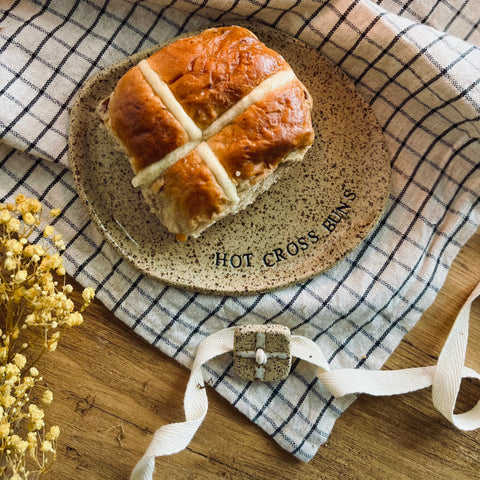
[38, 228, 479, 480]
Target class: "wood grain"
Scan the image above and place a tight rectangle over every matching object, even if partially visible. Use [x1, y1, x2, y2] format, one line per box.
[36, 228, 479, 479]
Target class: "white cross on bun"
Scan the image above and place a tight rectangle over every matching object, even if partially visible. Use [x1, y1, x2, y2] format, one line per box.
[98, 26, 315, 241]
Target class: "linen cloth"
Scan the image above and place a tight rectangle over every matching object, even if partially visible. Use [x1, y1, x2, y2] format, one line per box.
[1, 0, 479, 462]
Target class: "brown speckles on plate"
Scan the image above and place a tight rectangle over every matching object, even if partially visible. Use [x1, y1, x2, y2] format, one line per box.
[68, 21, 391, 296]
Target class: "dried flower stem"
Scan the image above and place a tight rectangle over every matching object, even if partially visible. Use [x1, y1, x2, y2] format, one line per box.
[0, 195, 94, 479]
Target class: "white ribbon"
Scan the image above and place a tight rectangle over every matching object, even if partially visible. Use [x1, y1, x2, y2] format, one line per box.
[130, 328, 235, 480]
[318, 281, 480, 430]
[131, 282, 480, 480]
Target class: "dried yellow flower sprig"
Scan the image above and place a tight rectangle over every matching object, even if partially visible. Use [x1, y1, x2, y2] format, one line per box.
[0, 195, 94, 479]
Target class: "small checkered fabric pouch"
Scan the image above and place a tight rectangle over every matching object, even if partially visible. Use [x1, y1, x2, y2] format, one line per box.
[1, 0, 479, 467]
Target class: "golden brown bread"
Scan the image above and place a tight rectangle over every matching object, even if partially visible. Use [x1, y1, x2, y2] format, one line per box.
[102, 66, 188, 173]
[146, 26, 291, 129]
[147, 150, 229, 236]
[207, 81, 315, 185]
[99, 26, 314, 239]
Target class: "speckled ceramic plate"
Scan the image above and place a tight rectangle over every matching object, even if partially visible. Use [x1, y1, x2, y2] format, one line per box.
[69, 22, 391, 295]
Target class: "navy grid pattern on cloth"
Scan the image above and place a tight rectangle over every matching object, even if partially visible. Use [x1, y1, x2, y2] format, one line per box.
[1, 0, 479, 461]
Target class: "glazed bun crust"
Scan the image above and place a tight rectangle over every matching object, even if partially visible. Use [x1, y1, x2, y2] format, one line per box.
[207, 80, 314, 186]
[105, 66, 188, 173]
[100, 26, 315, 239]
[146, 26, 291, 129]
[145, 150, 229, 235]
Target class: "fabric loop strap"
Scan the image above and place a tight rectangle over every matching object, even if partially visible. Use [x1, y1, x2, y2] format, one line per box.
[131, 282, 480, 480]
[433, 282, 480, 430]
[318, 281, 480, 429]
[130, 328, 235, 480]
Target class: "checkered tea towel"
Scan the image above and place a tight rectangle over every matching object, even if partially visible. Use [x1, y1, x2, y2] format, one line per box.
[1, 0, 479, 462]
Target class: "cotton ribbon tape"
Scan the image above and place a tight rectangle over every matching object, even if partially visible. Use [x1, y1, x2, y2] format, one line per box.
[131, 282, 480, 480]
